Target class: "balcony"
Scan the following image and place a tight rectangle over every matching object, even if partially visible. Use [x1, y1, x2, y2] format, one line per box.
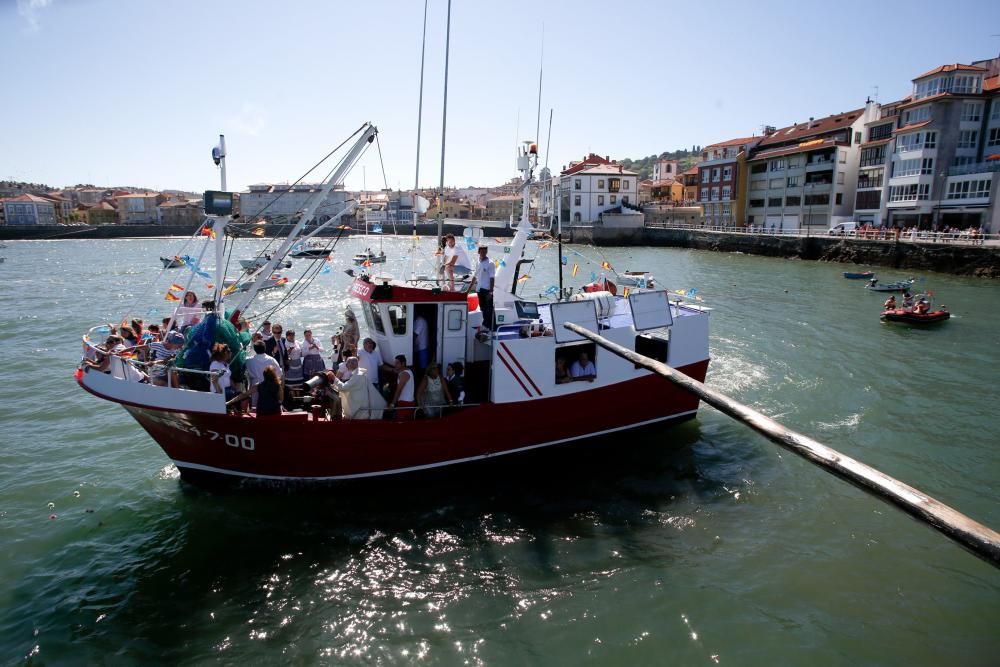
[805, 159, 835, 172]
[947, 161, 1000, 177]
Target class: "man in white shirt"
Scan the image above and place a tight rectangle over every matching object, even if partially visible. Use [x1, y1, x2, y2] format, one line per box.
[473, 245, 496, 331]
[413, 314, 430, 370]
[570, 351, 596, 382]
[442, 233, 472, 291]
[331, 357, 386, 420]
[245, 341, 282, 405]
[357, 337, 381, 388]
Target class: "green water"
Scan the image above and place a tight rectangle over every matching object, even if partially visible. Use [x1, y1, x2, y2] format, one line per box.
[1, 237, 998, 665]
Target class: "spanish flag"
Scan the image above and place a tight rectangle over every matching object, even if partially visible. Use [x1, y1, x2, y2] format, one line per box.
[164, 291, 180, 302]
[538, 241, 551, 250]
[571, 263, 579, 278]
[518, 274, 531, 282]
[170, 283, 184, 292]
[623, 287, 630, 298]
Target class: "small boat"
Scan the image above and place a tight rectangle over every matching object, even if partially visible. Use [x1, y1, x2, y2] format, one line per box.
[843, 271, 875, 279]
[352, 249, 386, 266]
[239, 254, 292, 271]
[881, 308, 950, 325]
[865, 279, 912, 293]
[160, 255, 191, 269]
[290, 242, 331, 259]
[618, 271, 657, 289]
[223, 274, 288, 294]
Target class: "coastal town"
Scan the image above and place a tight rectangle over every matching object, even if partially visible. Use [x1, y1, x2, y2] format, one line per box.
[3, 54, 1000, 240]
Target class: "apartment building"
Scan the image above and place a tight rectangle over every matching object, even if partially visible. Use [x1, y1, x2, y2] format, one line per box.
[114, 192, 165, 224]
[852, 100, 904, 224]
[1, 194, 57, 225]
[558, 164, 638, 224]
[745, 103, 878, 231]
[485, 195, 523, 221]
[680, 166, 700, 204]
[239, 183, 348, 223]
[697, 136, 760, 226]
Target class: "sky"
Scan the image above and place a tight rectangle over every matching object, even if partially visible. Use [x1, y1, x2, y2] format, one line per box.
[2, 0, 1000, 194]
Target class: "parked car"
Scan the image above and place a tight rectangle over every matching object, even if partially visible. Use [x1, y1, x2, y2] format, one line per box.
[828, 221, 859, 236]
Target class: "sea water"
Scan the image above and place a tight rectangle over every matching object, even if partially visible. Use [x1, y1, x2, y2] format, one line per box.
[0, 237, 998, 664]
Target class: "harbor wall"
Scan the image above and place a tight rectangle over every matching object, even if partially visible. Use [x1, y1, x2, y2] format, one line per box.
[567, 227, 1000, 278]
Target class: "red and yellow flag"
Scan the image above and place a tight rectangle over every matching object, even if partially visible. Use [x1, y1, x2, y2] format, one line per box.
[169, 283, 184, 292]
[623, 287, 631, 298]
[571, 263, 579, 278]
[601, 261, 612, 270]
[164, 291, 180, 302]
[518, 274, 531, 282]
[251, 227, 265, 237]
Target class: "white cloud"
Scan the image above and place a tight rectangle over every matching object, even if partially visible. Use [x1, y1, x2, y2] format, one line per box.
[17, 0, 53, 32]
[227, 103, 267, 137]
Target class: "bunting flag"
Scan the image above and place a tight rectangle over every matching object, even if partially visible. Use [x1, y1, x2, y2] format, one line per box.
[572, 263, 579, 277]
[164, 291, 180, 302]
[562, 256, 568, 266]
[675, 289, 686, 296]
[687, 288, 697, 297]
[205, 283, 214, 289]
[544, 285, 559, 295]
[223, 284, 238, 295]
[337, 225, 352, 230]
[466, 238, 476, 251]
[590, 271, 597, 282]
[518, 274, 531, 282]
[251, 227, 265, 237]
[275, 277, 289, 286]
[601, 261, 612, 270]
[499, 259, 506, 268]
[623, 287, 631, 298]
[173, 255, 186, 265]
[372, 224, 383, 234]
[169, 283, 184, 292]
[538, 241, 552, 250]
[363, 259, 372, 267]
[320, 265, 331, 275]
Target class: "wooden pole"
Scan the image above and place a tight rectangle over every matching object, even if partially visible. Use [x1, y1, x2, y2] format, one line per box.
[562, 321, 1000, 569]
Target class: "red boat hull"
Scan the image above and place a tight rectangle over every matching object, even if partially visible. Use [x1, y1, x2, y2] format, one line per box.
[89, 360, 709, 482]
[880, 309, 950, 324]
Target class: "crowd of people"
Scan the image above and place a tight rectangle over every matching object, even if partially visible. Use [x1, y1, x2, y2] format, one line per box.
[82, 292, 467, 422]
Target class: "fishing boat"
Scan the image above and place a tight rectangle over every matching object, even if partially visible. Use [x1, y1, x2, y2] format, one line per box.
[238, 254, 292, 271]
[881, 308, 950, 324]
[352, 249, 386, 266]
[75, 125, 711, 485]
[843, 271, 875, 280]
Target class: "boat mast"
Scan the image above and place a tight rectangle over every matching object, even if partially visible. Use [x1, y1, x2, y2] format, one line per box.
[414, 0, 428, 191]
[436, 0, 452, 249]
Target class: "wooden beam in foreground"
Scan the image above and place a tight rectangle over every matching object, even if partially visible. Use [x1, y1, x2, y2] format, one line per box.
[562, 321, 1000, 569]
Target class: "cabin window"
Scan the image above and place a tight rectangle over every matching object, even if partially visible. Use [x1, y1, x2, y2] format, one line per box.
[634, 334, 669, 369]
[447, 308, 463, 331]
[368, 302, 385, 334]
[387, 304, 408, 335]
[556, 342, 597, 384]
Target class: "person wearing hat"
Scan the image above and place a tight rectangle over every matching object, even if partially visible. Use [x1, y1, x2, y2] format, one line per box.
[473, 245, 496, 331]
[148, 330, 185, 386]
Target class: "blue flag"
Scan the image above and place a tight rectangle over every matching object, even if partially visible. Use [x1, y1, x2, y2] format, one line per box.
[372, 224, 383, 234]
[561, 256, 568, 265]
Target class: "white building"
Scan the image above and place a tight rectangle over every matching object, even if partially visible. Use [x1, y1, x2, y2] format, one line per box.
[559, 165, 638, 224]
[240, 183, 348, 223]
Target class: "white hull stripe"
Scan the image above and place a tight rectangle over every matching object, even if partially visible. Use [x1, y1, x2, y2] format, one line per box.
[170, 410, 698, 481]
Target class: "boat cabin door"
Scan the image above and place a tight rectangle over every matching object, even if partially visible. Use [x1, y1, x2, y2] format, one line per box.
[440, 303, 467, 369]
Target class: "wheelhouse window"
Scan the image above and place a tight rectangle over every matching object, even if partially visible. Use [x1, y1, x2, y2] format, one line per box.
[368, 302, 385, 334]
[634, 334, 668, 369]
[556, 342, 597, 384]
[387, 304, 408, 335]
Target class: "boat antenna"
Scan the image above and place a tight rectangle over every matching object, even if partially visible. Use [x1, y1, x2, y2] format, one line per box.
[436, 0, 452, 249]
[534, 26, 544, 160]
[415, 0, 429, 190]
[212, 134, 226, 191]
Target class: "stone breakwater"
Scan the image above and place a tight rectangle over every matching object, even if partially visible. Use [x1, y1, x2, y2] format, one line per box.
[566, 226, 1000, 278]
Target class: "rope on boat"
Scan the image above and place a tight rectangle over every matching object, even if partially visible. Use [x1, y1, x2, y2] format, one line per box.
[562, 321, 1000, 570]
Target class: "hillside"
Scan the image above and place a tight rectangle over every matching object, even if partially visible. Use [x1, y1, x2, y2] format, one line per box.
[619, 148, 702, 180]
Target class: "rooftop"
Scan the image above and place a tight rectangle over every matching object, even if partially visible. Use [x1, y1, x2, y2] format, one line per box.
[704, 136, 757, 151]
[758, 108, 864, 147]
[914, 63, 986, 80]
[576, 165, 637, 177]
